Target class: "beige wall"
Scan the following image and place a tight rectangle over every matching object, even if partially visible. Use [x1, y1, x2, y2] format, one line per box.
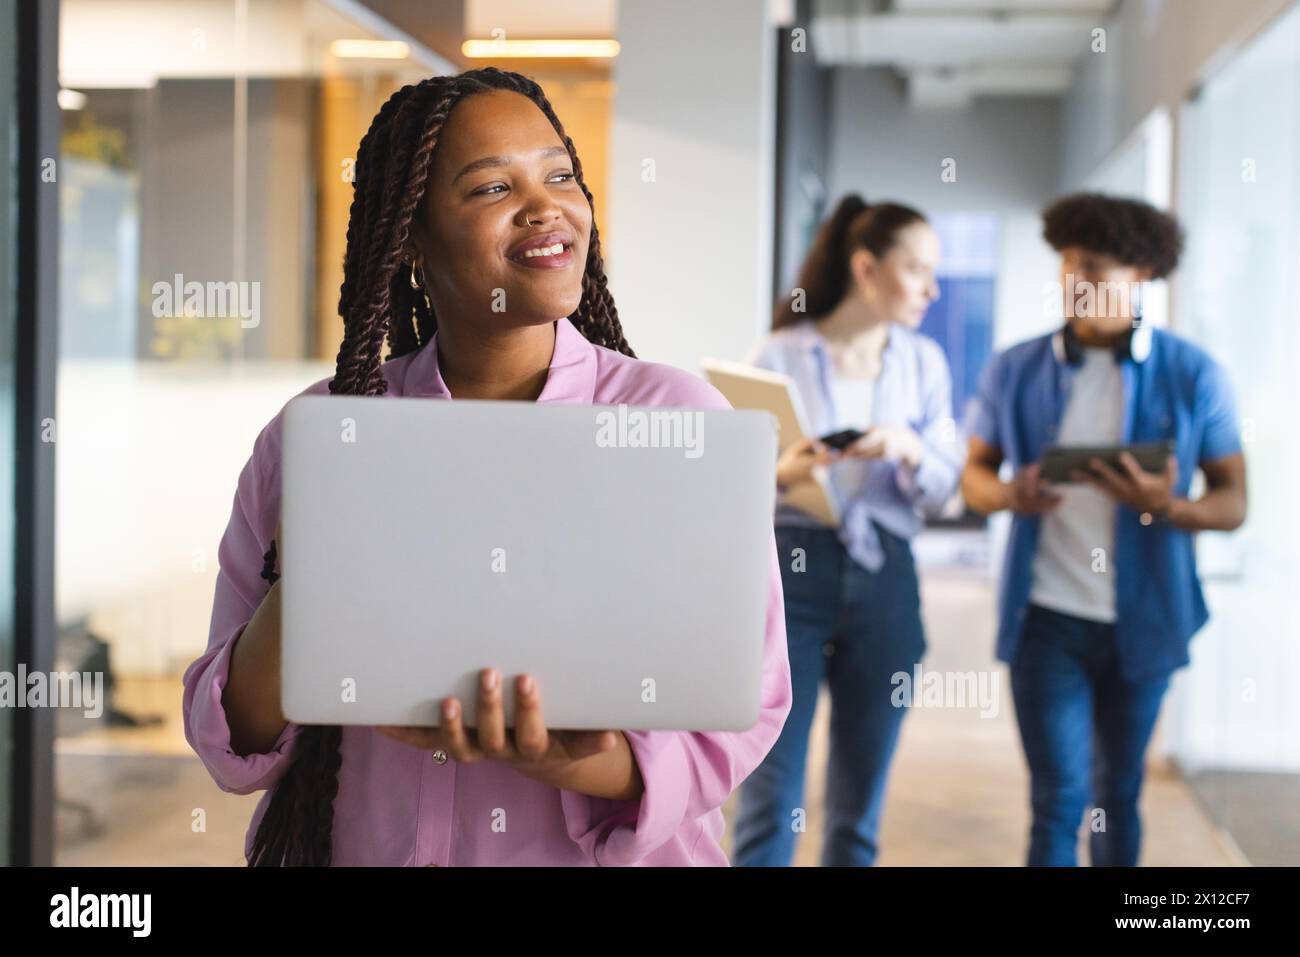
[314, 73, 404, 360]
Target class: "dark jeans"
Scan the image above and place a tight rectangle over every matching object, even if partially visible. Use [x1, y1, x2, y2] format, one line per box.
[1011, 604, 1171, 866]
[733, 524, 926, 867]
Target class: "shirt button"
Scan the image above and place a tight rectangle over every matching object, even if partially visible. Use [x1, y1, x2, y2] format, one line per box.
[431, 749, 448, 765]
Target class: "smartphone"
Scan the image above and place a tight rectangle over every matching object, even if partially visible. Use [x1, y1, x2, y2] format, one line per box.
[819, 429, 864, 451]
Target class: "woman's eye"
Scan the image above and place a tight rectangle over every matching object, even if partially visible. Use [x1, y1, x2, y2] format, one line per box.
[551, 171, 575, 183]
[473, 184, 507, 196]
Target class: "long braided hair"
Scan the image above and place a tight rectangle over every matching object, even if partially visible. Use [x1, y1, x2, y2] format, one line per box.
[248, 68, 634, 866]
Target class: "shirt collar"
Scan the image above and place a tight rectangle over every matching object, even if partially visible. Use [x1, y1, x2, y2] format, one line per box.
[794, 317, 897, 357]
[798, 318, 900, 377]
[401, 315, 599, 403]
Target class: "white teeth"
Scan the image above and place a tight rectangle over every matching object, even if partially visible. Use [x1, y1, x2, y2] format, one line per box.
[521, 242, 566, 259]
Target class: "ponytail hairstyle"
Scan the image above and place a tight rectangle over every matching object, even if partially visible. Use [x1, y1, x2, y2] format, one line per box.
[773, 194, 928, 330]
[247, 67, 634, 866]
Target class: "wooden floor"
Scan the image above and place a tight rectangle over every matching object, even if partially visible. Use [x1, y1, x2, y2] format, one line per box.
[55, 566, 1245, 867]
[721, 568, 1243, 867]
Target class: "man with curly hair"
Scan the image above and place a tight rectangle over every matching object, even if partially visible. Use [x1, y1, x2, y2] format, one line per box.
[961, 193, 1248, 867]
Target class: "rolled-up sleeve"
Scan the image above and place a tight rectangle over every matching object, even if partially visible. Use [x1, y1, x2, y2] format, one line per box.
[181, 418, 302, 795]
[1196, 356, 1242, 464]
[559, 529, 792, 866]
[896, 340, 963, 509]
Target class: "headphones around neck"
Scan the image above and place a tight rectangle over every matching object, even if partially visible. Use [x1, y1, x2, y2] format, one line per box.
[1059, 315, 1153, 365]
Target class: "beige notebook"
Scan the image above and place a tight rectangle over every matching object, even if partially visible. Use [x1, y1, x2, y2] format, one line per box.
[700, 358, 838, 528]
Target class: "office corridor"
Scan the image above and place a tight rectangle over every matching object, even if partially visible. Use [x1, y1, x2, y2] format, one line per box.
[54, 547, 1240, 867]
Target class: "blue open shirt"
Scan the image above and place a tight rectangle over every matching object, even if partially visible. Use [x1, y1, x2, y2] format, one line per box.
[965, 327, 1242, 681]
[749, 320, 963, 572]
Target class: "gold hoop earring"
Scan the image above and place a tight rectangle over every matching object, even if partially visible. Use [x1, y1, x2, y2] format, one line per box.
[408, 262, 425, 347]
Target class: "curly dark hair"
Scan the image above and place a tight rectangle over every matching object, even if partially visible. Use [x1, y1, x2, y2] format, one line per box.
[1042, 192, 1185, 279]
[247, 67, 634, 867]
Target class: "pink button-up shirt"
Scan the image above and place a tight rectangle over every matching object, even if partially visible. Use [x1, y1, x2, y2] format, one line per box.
[182, 316, 793, 866]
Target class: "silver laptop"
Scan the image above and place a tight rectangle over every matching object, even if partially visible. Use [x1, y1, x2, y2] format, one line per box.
[280, 395, 777, 732]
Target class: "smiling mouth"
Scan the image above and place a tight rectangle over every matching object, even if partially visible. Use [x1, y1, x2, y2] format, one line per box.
[517, 243, 569, 261]
[508, 240, 576, 270]
[514, 241, 571, 261]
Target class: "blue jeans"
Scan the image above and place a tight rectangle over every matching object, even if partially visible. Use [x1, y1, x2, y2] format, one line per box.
[1011, 604, 1171, 867]
[733, 524, 926, 867]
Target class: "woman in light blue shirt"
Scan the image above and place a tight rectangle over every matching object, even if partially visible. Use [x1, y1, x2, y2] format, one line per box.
[733, 195, 962, 866]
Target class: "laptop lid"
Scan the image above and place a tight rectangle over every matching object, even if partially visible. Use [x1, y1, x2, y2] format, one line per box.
[279, 395, 777, 732]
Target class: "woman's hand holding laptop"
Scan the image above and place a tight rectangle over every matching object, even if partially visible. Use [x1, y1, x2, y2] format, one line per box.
[375, 671, 644, 802]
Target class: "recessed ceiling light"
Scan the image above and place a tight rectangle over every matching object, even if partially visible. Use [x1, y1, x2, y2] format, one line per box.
[329, 39, 410, 59]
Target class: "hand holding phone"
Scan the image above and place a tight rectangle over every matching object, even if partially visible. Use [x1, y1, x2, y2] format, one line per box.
[818, 429, 864, 451]
[778, 436, 839, 489]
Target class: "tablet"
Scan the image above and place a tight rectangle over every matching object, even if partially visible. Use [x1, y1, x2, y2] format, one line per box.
[279, 395, 777, 732]
[699, 357, 839, 527]
[1039, 440, 1175, 483]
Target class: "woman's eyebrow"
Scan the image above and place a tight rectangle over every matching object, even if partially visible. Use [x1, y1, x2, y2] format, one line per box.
[452, 145, 571, 184]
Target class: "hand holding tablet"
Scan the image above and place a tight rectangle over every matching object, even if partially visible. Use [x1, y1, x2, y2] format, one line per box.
[1023, 440, 1179, 521]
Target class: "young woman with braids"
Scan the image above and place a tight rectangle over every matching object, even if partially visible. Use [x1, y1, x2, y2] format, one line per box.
[181, 68, 792, 866]
[732, 195, 962, 866]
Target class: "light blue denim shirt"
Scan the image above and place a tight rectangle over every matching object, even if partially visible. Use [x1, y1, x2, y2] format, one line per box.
[748, 320, 963, 571]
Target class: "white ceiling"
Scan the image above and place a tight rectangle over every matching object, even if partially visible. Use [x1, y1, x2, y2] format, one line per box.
[812, 0, 1120, 107]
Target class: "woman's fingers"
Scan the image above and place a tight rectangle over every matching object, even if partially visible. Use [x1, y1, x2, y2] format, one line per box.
[475, 669, 510, 758]
[811, 444, 839, 465]
[847, 432, 886, 459]
[440, 696, 483, 763]
[513, 675, 549, 761]
[793, 436, 820, 454]
[382, 671, 625, 769]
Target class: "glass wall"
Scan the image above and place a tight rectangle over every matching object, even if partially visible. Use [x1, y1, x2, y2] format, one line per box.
[920, 211, 998, 413]
[1170, 0, 1300, 866]
[53, 0, 615, 865]
[0, 0, 16, 865]
[53, 0, 441, 865]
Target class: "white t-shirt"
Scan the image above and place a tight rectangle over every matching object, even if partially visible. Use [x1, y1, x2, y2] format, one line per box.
[1029, 347, 1123, 623]
[829, 376, 875, 431]
[827, 374, 876, 506]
